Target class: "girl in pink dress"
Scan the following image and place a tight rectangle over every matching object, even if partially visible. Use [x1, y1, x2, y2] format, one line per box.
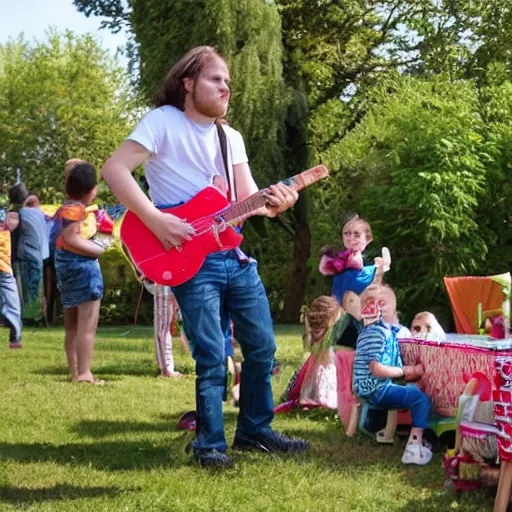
[277, 296, 345, 412]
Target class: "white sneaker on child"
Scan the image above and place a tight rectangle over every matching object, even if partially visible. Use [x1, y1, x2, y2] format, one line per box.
[401, 442, 432, 465]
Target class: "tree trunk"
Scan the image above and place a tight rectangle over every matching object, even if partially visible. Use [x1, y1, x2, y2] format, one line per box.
[282, 221, 311, 323]
[280, 87, 310, 323]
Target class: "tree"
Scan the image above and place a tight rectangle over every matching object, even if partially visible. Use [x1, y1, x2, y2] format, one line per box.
[72, 0, 512, 322]
[407, 0, 512, 80]
[313, 75, 488, 324]
[474, 65, 512, 275]
[275, 0, 441, 318]
[0, 30, 135, 203]
[73, 0, 439, 320]
[74, 0, 288, 177]
[274, 0, 512, 318]
[74, 0, 305, 320]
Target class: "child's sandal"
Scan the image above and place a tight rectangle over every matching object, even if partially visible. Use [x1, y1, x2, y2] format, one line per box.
[376, 428, 394, 444]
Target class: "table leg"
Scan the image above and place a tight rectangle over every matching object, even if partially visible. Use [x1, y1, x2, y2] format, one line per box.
[346, 403, 360, 437]
[384, 410, 397, 439]
[494, 460, 512, 512]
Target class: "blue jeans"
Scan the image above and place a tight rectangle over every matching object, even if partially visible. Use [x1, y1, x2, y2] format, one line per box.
[0, 270, 22, 343]
[172, 250, 276, 453]
[369, 383, 431, 429]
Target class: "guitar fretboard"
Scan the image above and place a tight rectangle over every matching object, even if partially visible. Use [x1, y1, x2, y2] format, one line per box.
[221, 165, 328, 225]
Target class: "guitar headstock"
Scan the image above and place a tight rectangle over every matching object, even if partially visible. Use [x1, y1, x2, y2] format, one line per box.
[282, 165, 329, 191]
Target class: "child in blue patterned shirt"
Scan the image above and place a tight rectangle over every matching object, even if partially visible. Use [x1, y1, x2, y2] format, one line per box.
[353, 284, 432, 465]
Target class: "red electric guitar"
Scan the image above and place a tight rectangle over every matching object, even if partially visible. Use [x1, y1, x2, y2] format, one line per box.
[121, 164, 329, 286]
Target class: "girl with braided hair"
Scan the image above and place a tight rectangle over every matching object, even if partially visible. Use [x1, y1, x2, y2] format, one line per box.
[300, 296, 345, 409]
[277, 296, 346, 412]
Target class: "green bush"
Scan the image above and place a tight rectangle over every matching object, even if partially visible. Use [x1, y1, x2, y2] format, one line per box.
[99, 244, 153, 325]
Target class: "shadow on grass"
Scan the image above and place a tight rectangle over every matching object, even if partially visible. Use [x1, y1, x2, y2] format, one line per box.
[1, 406, 450, 477]
[94, 363, 195, 377]
[35, 362, 195, 378]
[285, 418, 496, 511]
[0, 483, 122, 505]
[72, 410, 238, 439]
[393, 488, 497, 512]
[270, 414, 445, 477]
[36, 364, 156, 379]
[0, 413, 440, 481]
[35, 366, 70, 377]
[73, 419, 179, 438]
[0, 438, 192, 471]
[96, 326, 152, 338]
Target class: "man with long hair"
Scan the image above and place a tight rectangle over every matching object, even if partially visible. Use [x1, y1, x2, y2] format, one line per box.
[102, 46, 308, 468]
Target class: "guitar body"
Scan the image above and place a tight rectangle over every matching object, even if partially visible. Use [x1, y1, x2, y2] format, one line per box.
[121, 186, 243, 287]
[121, 165, 329, 287]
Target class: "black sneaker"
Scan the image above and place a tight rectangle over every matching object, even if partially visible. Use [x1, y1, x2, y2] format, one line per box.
[196, 449, 233, 469]
[233, 428, 309, 454]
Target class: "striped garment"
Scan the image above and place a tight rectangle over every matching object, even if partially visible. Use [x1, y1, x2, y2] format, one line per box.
[153, 284, 177, 374]
[353, 320, 403, 398]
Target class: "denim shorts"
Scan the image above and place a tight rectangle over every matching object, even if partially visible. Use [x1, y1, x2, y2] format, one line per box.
[55, 249, 103, 309]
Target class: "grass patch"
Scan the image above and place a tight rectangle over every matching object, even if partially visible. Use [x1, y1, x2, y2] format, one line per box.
[0, 324, 496, 511]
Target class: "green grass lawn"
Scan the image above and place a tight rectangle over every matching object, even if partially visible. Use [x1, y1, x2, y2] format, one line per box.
[0, 324, 498, 511]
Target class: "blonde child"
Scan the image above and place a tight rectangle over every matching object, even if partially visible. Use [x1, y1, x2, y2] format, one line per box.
[353, 284, 432, 465]
[51, 161, 105, 384]
[319, 214, 390, 305]
[411, 311, 446, 341]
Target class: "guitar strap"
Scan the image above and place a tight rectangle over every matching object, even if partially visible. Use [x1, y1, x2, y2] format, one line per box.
[216, 121, 236, 203]
[216, 121, 250, 264]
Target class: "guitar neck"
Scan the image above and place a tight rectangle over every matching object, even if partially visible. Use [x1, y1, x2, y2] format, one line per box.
[222, 165, 329, 225]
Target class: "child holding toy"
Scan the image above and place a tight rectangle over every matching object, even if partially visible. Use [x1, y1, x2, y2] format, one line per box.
[319, 214, 391, 306]
[52, 160, 105, 384]
[353, 284, 432, 465]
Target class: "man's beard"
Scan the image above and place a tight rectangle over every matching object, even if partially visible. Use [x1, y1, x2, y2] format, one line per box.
[192, 90, 228, 119]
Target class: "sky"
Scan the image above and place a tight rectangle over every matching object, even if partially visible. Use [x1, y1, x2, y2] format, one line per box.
[0, 0, 128, 62]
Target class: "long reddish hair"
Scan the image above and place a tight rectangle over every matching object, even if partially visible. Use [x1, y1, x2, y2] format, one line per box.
[153, 46, 226, 111]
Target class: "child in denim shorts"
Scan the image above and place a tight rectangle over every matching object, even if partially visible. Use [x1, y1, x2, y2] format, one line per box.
[51, 160, 105, 384]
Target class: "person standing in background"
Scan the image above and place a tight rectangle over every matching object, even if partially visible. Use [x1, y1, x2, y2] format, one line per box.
[9, 184, 49, 325]
[0, 206, 23, 348]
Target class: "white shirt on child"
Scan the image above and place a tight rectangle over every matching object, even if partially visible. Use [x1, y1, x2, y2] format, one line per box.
[127, 105, 248, 206]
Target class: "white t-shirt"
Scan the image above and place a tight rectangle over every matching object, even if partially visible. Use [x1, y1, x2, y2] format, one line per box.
[127, 105, 248, 206]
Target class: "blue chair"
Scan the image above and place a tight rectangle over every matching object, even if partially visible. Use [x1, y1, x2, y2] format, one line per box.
[357, 400, 398, 444]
